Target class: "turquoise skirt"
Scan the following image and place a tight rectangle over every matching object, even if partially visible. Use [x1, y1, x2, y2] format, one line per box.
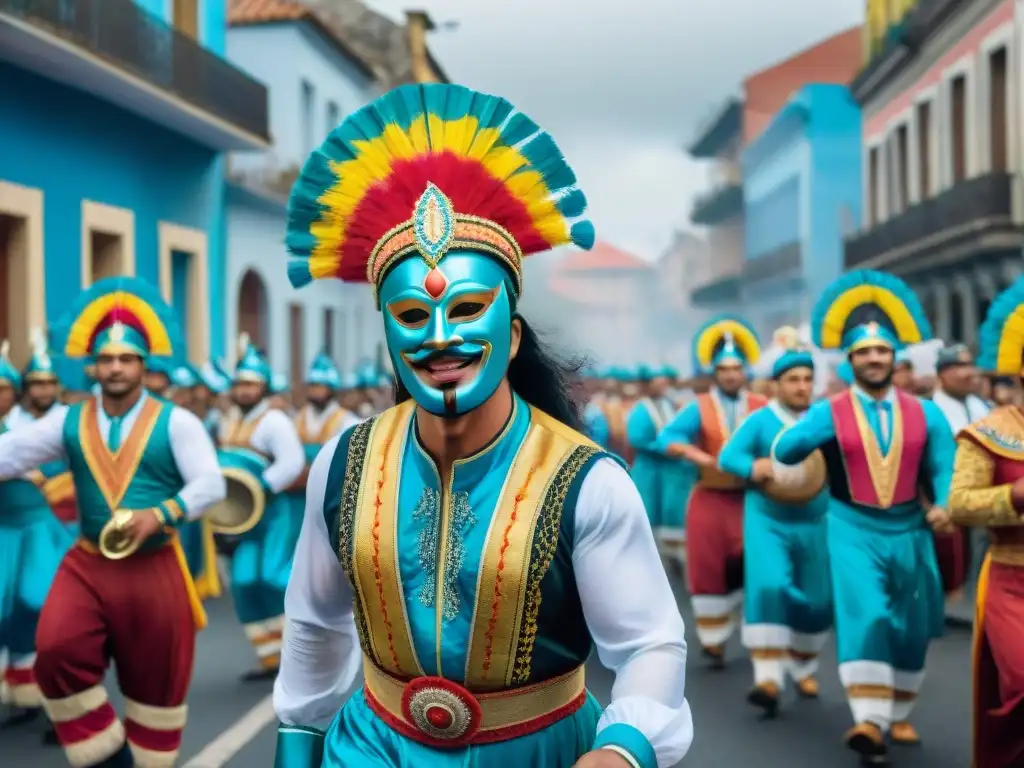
[322, 690, 602, 767]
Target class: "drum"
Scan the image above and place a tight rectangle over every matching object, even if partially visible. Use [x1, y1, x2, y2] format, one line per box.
[763, 449, 827, 504]
[207, 447, 269, 538]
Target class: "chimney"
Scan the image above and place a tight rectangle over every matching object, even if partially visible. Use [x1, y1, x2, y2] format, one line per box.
[405, 10, 440, 83]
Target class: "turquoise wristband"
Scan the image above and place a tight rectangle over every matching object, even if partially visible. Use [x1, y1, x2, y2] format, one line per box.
[274, 724, 325, 768]
[157, 494, 188, 528]
[592, 723, 657, 768]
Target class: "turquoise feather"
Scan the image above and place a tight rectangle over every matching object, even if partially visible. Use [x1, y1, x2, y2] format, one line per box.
[810, 269, 931, 350]
[978, 275, 1024, 370]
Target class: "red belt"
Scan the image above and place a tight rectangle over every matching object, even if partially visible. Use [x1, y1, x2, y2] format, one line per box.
[361, 657, 587, 748]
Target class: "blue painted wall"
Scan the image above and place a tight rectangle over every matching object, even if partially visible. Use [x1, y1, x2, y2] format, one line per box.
[740, 84, 862, 339]
[0, 63, 224, 378]
[132, 0, 227, 54]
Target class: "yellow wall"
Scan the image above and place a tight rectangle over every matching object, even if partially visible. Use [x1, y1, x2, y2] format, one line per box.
[863, 0, 920, 62]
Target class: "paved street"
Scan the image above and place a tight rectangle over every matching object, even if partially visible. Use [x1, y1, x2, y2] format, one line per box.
[1, 573, 972, 767]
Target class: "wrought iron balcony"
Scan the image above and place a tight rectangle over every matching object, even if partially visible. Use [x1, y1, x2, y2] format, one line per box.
[0, 0, 269, 149]
[844, 172, 1019, 272]
[690, 183, 743, 226]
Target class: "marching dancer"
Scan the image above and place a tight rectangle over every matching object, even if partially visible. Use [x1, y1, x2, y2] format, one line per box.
[948, 276, 1024, 767]
[273, 82, 692, 768]
[294, 353, 361, 472]
[0, 332, 75, 733]
[660, 316, 766, 666]
[0, 276, 225, 767]
[219, 339, 305, 679]
[718, 328, 831, 715]
[626, 364, 678, 550]
[771, 270, 954, 763]
[585, 366, 632, 464]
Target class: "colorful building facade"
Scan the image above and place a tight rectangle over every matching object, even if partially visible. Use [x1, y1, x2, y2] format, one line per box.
[0, 0, 268, 383]
[845, 0, 1023, 349]
[741, 85, 863, 340]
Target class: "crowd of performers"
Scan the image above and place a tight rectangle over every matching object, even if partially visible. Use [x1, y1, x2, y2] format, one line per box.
[0, 79, 1020, 768]
[583, 268, 1024, 766]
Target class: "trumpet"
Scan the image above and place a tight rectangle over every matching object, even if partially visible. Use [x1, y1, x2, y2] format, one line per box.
[98, 509, 142, 560]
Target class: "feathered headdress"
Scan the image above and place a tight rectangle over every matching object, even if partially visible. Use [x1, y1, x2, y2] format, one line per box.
[54, 276, 183, 361]
[811, 270, 931, 353]
[0, 339, 20, 390]
[285, 83, 594, 306]
[692, 315, 760, 375]
[979, 275, 1024, 373]
[23, 326, 57, 382]
[233, 332, 270, 384]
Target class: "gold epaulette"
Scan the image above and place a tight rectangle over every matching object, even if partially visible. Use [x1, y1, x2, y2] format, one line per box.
[959, 406, 1024, 461]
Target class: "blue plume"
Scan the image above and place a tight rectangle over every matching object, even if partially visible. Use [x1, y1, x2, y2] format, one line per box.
[810, 269, 932, 350]
[978, 275, 1024, 371]
[570, 221, 595, 250]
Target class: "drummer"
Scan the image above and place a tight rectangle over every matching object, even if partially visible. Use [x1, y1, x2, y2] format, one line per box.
[718, 328, 831, 716]
[218, 336, 305, 680]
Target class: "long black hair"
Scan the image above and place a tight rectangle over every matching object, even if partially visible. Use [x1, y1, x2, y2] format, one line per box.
[393, 315, 589, 430]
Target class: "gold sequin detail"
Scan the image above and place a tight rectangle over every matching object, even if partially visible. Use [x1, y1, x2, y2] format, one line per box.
[337, 417, 376, 659]
[949, 437, 1019, 527]
[511, 445, 598, 684]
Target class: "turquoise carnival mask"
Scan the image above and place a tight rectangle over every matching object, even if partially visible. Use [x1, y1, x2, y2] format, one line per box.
[380, 249, 516, 417]
[283, 84, 595, 420]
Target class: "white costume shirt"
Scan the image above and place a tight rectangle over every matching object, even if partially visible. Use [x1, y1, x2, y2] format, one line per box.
[0, 392, 225, 519]
[273, 434, 694, 767]
[296, 401, 362, 442]
[3, 402, 68, 430]
[931, 389, 991, 435]
[221, 399, 305, 493]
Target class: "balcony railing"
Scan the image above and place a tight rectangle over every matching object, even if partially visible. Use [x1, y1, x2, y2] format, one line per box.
[743, 241, 801, 283]
[690, 183, 743, 226]
[844, 172, 1016, 270]
[0, 0, 270, 141]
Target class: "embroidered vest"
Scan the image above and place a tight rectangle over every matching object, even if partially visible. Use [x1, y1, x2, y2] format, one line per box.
[322, 399, 611, 693]
[62, 398, 182, 547]
[961, 407, 1024, 548]
[696, 391, 767, 489]
[220, 409, 269, 456]
[822, 389, 927, 508]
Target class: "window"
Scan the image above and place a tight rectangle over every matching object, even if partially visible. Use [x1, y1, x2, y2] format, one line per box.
[173, 0, 198, 40]
[916, 100, 932, 197]
[159, 223, 210, 363]
[289, 303, 305, 394]
[326, 101, 340, 134]
[237, 270, 269, 355]
[867, 146, 880, 225]
[989, 46, 1008, 172]
[894, 124, 909, 213]
[0, 182, 44, 364]
[323, 307, 335, 359]
[171, 251, 191, 359]
[950, 74, 967, 183]
[82, 201, 133, 287]
[301, 80, 315, 155]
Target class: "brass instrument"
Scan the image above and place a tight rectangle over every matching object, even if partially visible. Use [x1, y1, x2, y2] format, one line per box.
[205, 448, 269, 537]
[98, 510, 142, 560]
[762, 449, 827, 505]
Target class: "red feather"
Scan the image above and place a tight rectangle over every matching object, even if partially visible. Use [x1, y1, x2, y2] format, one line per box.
[337, 153, 549, 282]
[88, 307, 150, 352]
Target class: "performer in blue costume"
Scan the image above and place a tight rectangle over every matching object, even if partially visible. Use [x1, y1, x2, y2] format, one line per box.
[654, 364, 692, 559]
[219, 337, 305, 679]
[0, 333, 75, 731]
[273, 83, 693, 768]
[197, 359, 230, 440]
[143, 357, 173, 398]
[625, 364, 678, 545]
[718, 327, 831, 716]
[770, 270, 955, 763]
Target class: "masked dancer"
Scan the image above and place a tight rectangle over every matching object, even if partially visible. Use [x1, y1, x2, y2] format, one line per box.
[219, 339, 305, 679]
[660, 316, 766, 667]
[272, 83, 693, 768]
[718, 327, 831, 715]
[0, 276, 225, 767]
[947, 276, 1024, 768]
[771, 270, 954, 763]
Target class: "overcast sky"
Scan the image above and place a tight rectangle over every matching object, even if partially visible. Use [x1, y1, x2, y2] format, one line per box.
[367, 0, 865, 260]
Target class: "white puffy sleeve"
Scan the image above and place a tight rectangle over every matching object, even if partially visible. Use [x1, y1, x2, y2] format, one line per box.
[251, 409, 306, 493]
[0, 406, 68, 478]
[273, 433, 363, 729]
[574, 457, 693, 768]
[167, 407, 227, 520]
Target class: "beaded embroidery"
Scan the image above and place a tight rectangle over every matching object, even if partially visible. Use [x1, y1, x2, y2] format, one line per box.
[414, 487, 477, 623]
[974, 425, 1024, 455]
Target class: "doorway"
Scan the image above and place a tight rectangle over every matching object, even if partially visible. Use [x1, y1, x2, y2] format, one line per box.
[237, 269, 269, 357]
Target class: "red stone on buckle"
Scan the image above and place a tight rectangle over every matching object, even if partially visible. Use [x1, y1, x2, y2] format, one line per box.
[401, 676, 482, 745]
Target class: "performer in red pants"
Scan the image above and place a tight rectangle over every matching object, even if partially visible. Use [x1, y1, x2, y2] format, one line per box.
[0, 277, 225, 767]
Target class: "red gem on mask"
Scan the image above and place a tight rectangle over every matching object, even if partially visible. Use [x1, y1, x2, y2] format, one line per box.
[424, 268, 448, 298]
[425, 705, 454, 729]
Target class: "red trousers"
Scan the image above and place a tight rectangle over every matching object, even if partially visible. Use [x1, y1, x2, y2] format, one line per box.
[934, 526, 966, 595]
[973, 558, 1024, 768]
[35, 543, 196, 767]
[685, 487, 744, 646]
